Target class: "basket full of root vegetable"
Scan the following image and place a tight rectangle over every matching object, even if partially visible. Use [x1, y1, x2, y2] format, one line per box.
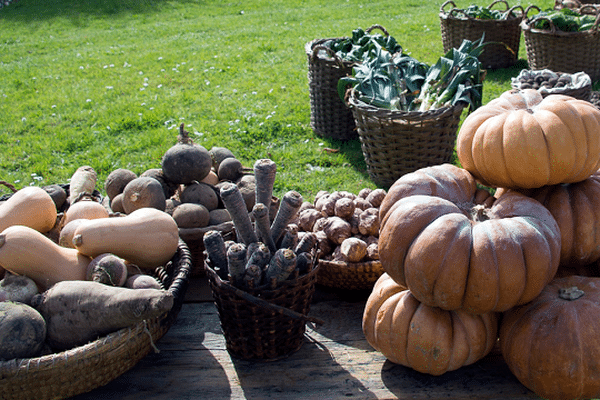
[295, 188, 386, 291]
[203, 159, 323, 361]
[0, 167, 192, 400]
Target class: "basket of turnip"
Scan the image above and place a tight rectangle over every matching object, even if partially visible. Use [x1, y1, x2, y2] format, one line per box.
[0, 166, 192, 400]
[296, 188, 386, 291]
[341, 38, 484, 189]
[203, 159, 323, 361]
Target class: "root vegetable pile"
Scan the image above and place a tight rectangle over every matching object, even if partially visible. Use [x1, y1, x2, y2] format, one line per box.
[296, 188, 386, 264]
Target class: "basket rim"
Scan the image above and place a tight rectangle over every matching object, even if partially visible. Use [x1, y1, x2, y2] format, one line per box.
[0, 239, 192, 400]
[439, 0, 525, 21]
[347, 89, 466, 120]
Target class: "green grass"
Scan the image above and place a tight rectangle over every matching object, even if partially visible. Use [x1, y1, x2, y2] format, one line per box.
[0, 0, 558, 201]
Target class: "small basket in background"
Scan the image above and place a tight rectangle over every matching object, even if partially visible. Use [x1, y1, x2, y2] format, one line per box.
[521, 5, 600, 81]
[205, 260, 321, 361]
[348, 89, 465, 189]
[317, 259, 384, 291]
[440, 0, 524, 69]
[511, 69, 593, 101]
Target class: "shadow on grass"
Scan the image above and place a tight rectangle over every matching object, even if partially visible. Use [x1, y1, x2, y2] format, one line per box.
[0, 0, 202, 21]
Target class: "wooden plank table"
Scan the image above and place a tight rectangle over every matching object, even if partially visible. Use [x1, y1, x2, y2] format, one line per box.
[69, 277, 540, 400]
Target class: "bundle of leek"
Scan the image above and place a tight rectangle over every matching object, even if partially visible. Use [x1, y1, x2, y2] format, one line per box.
[338, 38, 485, 113]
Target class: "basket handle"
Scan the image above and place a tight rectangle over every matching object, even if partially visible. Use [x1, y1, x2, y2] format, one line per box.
[505, 5, 525, 20]
[580, 5, 600, 32]
[0, 181, 17, 194]
[487, 0, 509, 12]
[440, 0, 457, 13]
[523, 4, 541, 22]
[310, 41, 346, 69]
[365, 24, 390, 37]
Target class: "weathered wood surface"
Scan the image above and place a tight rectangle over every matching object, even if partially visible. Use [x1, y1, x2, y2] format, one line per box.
[69, 280, 539, 400]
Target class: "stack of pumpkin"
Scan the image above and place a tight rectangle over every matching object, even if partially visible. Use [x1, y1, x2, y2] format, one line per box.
[363, 88, 600, 400]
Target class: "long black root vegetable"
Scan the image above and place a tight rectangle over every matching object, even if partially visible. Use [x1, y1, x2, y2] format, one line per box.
[253, 159, 277, 219]
[264, 248, 297, 286]
[252, 203, 277, 253]
[270, 191, 303, 246]
[227, 242, 247, 287]
[220, 182, 258, 246]
[203, 230, 229, 280]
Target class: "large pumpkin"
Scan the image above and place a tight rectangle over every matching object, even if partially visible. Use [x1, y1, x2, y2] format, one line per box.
[456, 89, 600, 189]
[506, 170, 600, 267]
[379, 164, 561, 314]
[500, 275, 600, 400]
[362, 273, 498, 376]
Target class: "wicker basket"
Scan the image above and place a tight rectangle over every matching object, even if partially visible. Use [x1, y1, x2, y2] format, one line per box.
[511, 69, 593, 101]
[521, 5, 600, 82]
[305, 25, 392, 141]
[348, 89, 465, 189]
[0, 239, 192, 400]
[440, 0, 524, 69]
[317, 259, 384, 291]
[205, 260, 321, 361]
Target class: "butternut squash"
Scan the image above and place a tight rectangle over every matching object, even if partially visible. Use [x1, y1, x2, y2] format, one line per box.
[0, 225, 91, 291]
[72, 207, 179, 269]
[0, 186, 57, 234]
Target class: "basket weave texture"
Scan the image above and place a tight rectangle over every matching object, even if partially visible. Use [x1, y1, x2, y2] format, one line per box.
[348, 90, 465, 189]
[439, 0, 524, 69]
[317, 259, 384, 291]
[0, 239, 192, 400]
[306, 38, 357, 141]
[521, 5, 600, 81]
[205, 261, 319, 361]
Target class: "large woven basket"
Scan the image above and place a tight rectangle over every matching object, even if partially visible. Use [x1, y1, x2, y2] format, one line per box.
[317, 259, 384, 291]
[205, 260, 321, 361]
[305, 25, 392, 141]
[440, 0, 524, 69]
[0, 239, 192, 400]
[348, 90, 465, 189]
[521, 5, 600, 81]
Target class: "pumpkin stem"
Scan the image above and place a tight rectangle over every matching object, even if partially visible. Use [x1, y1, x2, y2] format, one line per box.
[559, 286, 584, 301]
[470, 204, 489, 222]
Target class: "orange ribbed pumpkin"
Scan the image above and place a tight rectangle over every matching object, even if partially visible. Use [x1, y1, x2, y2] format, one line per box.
[456, 89, 600, 189]
[379, 164, 561, 314]
[513, 170, 600, 267]
[500, 275, 600, 400]
[362, 273, 498, 376]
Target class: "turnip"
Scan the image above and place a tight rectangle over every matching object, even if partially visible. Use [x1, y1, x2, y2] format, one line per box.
[0, 301, 47, 360]
[104, 168, 137, 201]
[31, 280, 174, 351]
[161, 123, 212, 185]
[85, 253, 128, 287]
[0, 271, 39, 305]
[121, 176, 166, 214]
[218, 157, 245, 182]
[125, 274, 163, 290]
[209, 146, 235, 171]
